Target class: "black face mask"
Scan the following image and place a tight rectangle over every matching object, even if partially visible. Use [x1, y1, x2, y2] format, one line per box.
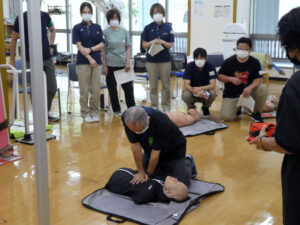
[286, 50, 300, 66]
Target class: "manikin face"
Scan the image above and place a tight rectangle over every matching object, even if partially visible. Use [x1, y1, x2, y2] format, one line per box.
[163, 176, 181, 198]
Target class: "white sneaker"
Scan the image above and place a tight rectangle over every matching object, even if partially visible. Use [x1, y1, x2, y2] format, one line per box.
[91, 113, 100, 122]
[83, 114, 93, 123]
[114, 111, 122, 117]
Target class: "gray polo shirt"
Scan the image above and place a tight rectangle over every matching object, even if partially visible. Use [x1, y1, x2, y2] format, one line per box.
[103, 26, 131, 67]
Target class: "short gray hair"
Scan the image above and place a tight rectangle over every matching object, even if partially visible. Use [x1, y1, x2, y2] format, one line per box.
[124, 106, 149, 126]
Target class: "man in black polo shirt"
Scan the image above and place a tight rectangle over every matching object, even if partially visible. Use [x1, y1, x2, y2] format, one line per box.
[122, 106, 195, 186]
[10, 7, 59, 122]
[182, 48, 217, 116]
[218, 37, 268, 122]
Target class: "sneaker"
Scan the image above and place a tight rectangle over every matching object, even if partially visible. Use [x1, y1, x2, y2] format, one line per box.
[48, 114, 60, 122]
[186, 154, 198, 178]
[114, 111, 122, 117]
[251, 112, 264, 123]
[91, 113, 100, 122]
[202, 106, 210, 117]
[83, 114, 93, 123]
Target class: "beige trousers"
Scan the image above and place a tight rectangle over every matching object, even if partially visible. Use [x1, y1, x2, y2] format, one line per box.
[220, 84, 268, 121]
[146, 62, 171, 112]
[182, 90, 217, 109]
[76, 64, 102, 116]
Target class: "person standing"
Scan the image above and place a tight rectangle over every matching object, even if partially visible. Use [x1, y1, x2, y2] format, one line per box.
[10, 6, 59, 122]
[250, 8, 300, 225]
[72, 2, 104, 123]
[141, 3, 174, 112]
[102, 8, 135, 116]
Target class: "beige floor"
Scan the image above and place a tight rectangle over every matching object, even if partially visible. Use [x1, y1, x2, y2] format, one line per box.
[0, 67, 287, 225]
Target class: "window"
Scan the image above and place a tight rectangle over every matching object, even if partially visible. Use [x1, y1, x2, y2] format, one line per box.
[168, 0, 187, 32]
[131, 0, 165, 32]
[279, 0, 300, 19]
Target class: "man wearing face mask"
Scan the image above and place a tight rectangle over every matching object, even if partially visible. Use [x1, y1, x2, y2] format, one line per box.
[10, 1, 59, 122]
[218, 37, 268, 122]
[102, 8, 135, 117]
[182, 48, 217, 116]
[141, 3, 174, 112]
[121, 106, 196, 186]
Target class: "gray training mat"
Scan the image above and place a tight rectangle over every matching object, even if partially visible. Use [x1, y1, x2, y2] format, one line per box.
[179, 119, 228, 137]
[82, 179, 224, 225]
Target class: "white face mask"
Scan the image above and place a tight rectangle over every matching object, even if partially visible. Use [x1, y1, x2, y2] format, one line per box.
[134, 125, 149, 134]
[236, 50, 249, 59]
[82, 13, 92, 22]
[110, 20, 119, 27]
[195, 59, 206, 68]
[153, 13, 164, 22]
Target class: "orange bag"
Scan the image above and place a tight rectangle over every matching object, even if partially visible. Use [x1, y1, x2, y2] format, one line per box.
[247, 123, 276, 141]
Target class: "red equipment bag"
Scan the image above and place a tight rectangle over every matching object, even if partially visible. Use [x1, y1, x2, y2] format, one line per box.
[247, 122, 276, 141]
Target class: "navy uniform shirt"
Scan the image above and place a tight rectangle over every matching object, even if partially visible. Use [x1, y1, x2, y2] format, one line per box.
[105, 168, 170, 204]
[183, 61, 217, 87]
[141, 22, 174, 63]
[218, 55, 262, 98]
[122, 107, 186, 161]
[13, 11, 53, 61]
[72, 21, 104, 65]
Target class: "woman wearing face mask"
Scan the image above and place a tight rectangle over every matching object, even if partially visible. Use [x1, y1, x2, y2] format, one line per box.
[218, 37, 268, 122]
[141, 3, 174, 112]
[250, 8, 300, 225]
[102, 8, 135, 116]
[182, 48, 217, 117]
[72, 2, 104, 123]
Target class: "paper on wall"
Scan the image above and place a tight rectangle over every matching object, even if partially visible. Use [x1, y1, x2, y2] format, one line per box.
[148, 42, 164, 56]
[237, 95, 255, 112]
[114, 66, 135, 85]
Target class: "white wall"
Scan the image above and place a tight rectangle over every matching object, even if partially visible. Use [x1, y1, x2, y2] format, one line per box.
[190, 0, 233, 54]
[190, 0, 251, 55]
[236, 0, 251, 32]
[3, 0, 10, 20]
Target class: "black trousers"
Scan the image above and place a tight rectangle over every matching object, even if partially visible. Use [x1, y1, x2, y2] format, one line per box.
[106, 66, 135, 112]
[143, 154, 192, 187]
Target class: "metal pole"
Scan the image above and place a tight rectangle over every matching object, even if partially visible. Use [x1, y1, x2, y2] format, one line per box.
[128, 0, 132, 57]
[18, 0, 30, 135]
[26, 0, 50, 224]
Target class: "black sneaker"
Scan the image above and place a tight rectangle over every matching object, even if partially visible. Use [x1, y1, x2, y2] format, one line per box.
[48, 115, 60, 122]
[186, 154, 198, 178]
[251, 112, 264, 123]
[202, 106, 210, 117]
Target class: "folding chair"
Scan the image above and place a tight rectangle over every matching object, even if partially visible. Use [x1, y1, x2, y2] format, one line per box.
[170, 52, 187, 98]
[206, 54, 224, 90]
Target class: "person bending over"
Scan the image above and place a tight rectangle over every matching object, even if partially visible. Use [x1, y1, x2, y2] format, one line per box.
[122, 106, 192, 186]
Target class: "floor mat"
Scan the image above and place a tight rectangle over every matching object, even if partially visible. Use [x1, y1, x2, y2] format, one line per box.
[179, 119, 228, 137]
[0, 151, 23, 166]
[82, 179, 224, 225]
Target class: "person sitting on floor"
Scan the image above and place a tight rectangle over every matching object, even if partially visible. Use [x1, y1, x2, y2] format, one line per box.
[166, 108, 201, 128]
[105, 155, 197, 204]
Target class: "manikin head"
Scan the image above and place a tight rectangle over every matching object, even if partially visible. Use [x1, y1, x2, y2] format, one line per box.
[163, 176, 188, 201]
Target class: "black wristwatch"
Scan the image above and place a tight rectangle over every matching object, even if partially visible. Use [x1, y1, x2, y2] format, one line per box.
[146, 172, 152, 178]
[50, 44, 55, 48]
[90, 47, 93, 52]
